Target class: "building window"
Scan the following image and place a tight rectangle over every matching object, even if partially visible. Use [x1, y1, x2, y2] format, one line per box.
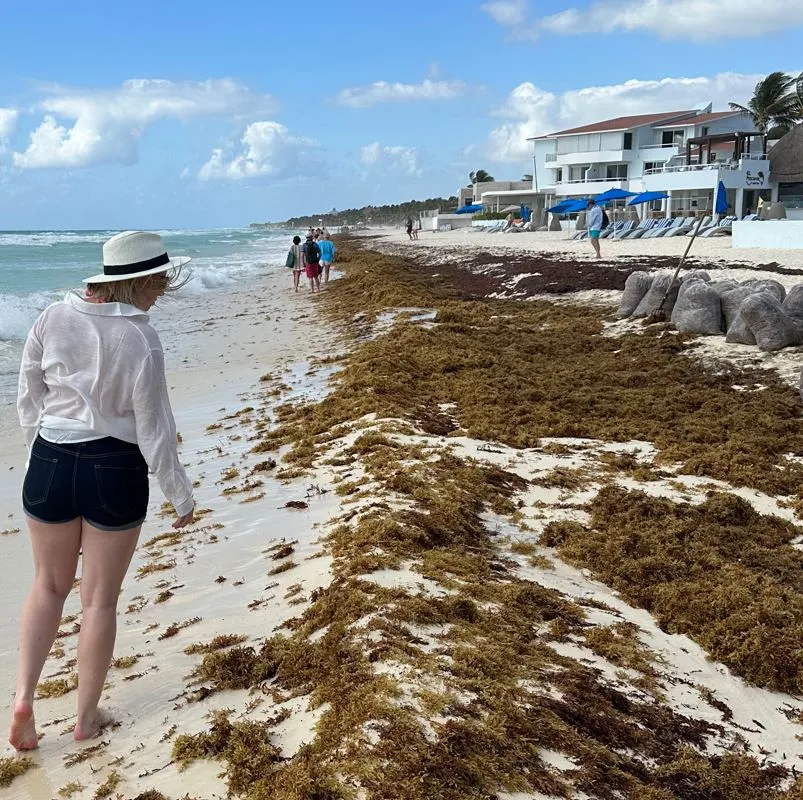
[556, 169, 563, 183]
[662, 129, 685, 146]
[701, 126, 709, 136]
[644, 161, 663, 173]
[779, 182, 803, 209]
[623, 132, 633, 150]
[606, 164, 628, 180]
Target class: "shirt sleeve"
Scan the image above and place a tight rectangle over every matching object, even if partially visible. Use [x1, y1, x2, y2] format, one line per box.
[132, 349, 195, 517]
[17, 314, 47, 450]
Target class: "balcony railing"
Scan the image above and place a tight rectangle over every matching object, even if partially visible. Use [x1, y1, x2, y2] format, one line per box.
[644, 162, 740, 176]
[544, 153, 558, 162]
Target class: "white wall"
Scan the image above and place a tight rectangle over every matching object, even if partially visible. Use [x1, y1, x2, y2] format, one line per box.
[732, 220, 803, 249]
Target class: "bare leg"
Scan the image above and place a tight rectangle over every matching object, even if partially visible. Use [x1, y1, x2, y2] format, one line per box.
[293, 271, 300, 292]
[323, 265, 330, 284]
[74, 521, 141, 741]
[10, 518, 82, 750]
[591, 237, 601, 259]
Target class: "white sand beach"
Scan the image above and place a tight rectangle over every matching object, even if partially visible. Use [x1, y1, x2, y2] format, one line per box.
[376, 226, 803, 271]
[3, 236, 803, 799]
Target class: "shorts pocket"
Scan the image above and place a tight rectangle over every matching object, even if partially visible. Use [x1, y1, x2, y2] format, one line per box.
[23, 453, 59, 506]
[95, 464, 149, 519]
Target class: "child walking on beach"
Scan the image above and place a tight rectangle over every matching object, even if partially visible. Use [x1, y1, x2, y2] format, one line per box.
[303, 233, 321, 293]
[287, 235, 305, 292]
[9, 231, 196, 751]
[317, 232, 336, 285]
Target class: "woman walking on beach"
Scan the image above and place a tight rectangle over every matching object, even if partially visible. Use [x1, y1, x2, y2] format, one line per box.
[317, 232, 336, 285]
[287, 235, 305, 292]
[9, 231, 195, 750]
[303, 233, 321, 293]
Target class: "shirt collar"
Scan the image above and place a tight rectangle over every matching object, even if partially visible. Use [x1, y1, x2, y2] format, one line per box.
[64, 291, 149, 320]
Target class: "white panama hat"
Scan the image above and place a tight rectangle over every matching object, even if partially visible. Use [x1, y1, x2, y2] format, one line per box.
[83, 231, 191, 284]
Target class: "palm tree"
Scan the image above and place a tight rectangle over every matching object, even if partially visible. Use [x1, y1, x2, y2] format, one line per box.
[469, 169, 495, 184]
[729, 71, 801, 153]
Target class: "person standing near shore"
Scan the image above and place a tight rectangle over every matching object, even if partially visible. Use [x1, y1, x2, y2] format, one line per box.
[587, 199, 603, 260]
[317, 232, 336, 285]
[287, 235, 305, 292]
[303, 233, 321, 293]
[9, 231, 195, 750]
[406, 217, 414, 240]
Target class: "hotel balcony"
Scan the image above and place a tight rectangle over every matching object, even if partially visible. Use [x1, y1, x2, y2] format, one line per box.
[549, 150, 630, 167]
[554, 178, 627, 197]
[642, 157, 770, 192]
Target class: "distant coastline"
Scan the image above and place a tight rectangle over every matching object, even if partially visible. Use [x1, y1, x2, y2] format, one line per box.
[251, 194, 459, 230]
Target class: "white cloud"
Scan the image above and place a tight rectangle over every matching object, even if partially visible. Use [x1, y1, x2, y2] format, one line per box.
[486, 0, 803, 40]
[336, 79, 467, 108]
[487, 72, 762, 161]
[359, 142, 422, 176]
[481, 0, 527, 26]
[360, 142, 381, 166]
[13, 79, 276, 169]
[0, 108, 17, 140]
[198, 121, 317, 181]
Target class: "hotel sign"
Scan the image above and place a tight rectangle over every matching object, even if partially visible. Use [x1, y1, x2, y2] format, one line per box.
[745, 169, 767, 187]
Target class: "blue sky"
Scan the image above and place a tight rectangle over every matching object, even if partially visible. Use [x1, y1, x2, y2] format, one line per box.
[0, 0, 801, 228]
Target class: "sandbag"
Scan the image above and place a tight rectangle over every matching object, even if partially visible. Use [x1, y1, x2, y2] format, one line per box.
[743, 279, 785, 302]
[670, 280, 724, 335]
[725, 311, 757, 345]
[681, 270, 711, 284]
[782, 284, 803, 318]
[741, 293, 803, 352]
[709, 279, 738, 295]
[617, 271, 653, 318]
[633, 272, 680, 318]
[721, 285, 758, 330]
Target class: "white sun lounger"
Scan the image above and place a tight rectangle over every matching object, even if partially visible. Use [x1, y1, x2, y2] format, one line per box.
[619, 219, 654, 239]
[641, 218, 673, 238]
[700, 216, 737, 237]
[662, 216, 697, 237]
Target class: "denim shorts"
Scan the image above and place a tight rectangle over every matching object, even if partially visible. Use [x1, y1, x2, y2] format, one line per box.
[23, 436, 149, 531]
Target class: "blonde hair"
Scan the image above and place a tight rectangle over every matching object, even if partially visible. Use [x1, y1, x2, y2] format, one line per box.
[86, 266, 190, 308]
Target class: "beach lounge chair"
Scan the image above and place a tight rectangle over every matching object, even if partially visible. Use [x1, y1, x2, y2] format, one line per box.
[701, 216, 737, 237]
[641, 218, 673, 238]
[651, 217, 686, 238]
[599, 221, 625, 239]
[619, 218, 654, 239]
[682, 216, 716, 236]
[662, 216, 697, 237]
[605, 220, 635, 239]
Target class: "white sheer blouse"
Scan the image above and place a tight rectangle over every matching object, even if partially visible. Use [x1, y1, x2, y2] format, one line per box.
[17, 292, 195, 517]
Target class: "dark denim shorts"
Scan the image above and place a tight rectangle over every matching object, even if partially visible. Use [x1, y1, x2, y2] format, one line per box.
[23, 436, 149, 532]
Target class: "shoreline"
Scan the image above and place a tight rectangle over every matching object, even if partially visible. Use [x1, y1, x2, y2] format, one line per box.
[3, 237, 803, 798]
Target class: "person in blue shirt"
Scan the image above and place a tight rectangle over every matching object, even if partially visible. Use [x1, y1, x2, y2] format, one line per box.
[317, 232, 336, 284]
[586, 199, 603, 260]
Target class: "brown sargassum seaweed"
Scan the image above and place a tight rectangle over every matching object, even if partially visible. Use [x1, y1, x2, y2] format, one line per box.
[174, 241, 803, 799]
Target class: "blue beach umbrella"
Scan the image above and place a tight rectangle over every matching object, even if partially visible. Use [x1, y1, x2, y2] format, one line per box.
[594, 187, 638, 202]
[456, 204, 483, 214]
[715, 181, 728, 214]
[547, 199, 577, 214]
[627, 191, 669, 206]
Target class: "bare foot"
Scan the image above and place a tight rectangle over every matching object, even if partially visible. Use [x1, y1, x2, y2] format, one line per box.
[74, 708, 110, 742]
[9, 701, 39, 750]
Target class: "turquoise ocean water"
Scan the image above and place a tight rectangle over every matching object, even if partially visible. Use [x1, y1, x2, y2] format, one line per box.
[0, 227, 295, 404]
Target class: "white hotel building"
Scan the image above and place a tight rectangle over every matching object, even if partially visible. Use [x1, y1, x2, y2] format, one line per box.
[485, 107, 775, 219]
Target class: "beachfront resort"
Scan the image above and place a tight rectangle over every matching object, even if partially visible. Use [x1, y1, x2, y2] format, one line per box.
[424, 100, 803, 249]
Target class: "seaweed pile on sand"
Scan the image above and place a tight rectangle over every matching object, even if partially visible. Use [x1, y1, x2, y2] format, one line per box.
[170, 240, 803, 799]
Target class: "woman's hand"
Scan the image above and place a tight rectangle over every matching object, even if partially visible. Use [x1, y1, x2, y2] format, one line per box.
[173, 510, 195, 529]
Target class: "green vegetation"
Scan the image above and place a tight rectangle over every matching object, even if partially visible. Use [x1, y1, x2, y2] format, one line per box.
[255, 196, 458, 229]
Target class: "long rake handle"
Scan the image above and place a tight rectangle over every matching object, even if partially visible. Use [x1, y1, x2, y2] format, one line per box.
[654, 216, 706, 315]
